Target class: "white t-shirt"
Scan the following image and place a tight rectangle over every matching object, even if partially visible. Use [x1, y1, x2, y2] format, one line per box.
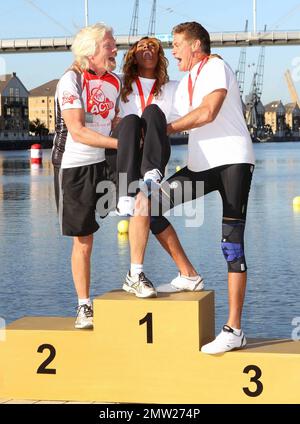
[119, 77, 179, 123]
[174, 58, 255, 172]
[55, 69, 120, 169]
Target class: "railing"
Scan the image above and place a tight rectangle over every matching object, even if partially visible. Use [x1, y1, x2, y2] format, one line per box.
[0, 31, 300, 53]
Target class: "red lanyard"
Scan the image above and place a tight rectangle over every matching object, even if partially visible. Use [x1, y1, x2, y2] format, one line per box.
[135, 78, 157, 112]
[188, 56, 209, 107]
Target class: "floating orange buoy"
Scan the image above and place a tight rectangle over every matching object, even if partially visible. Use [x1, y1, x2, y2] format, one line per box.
[30, 144, 42, 165]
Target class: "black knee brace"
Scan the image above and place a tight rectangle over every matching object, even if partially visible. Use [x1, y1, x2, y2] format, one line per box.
[221, 219, 247, 273]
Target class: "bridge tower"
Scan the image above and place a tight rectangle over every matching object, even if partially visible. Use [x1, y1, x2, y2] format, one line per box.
[129, 0, 139, 42]
[147, 0, 157, 36]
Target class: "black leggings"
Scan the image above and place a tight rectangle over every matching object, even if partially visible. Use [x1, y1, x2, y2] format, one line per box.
[106, 104, 171, 197]
[150, 163, 254, 234]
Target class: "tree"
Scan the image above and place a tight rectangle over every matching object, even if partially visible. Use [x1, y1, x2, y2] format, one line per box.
[29, 118, 49, 140]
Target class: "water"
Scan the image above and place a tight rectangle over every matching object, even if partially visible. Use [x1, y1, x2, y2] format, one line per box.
[0, 143, 300, 339]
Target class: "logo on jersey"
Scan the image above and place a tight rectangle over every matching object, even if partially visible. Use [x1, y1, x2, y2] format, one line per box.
[170, 181, 179, 189]
[88, 86, 114, 118]
[62, 91, 79, 106]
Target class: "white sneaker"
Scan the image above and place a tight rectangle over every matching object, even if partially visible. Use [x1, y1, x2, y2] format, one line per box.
[75, 304, 93, 329]
[143, 169, 162, 194]
[116, 196, 135, 217]
[144, 168, 162, 185]
[171, 273, 204, 291]
[201, 325, 246, 354]
[123, 271, 157, 298]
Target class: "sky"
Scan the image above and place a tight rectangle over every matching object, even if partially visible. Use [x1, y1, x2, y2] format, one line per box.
[0, 0, 300, 105]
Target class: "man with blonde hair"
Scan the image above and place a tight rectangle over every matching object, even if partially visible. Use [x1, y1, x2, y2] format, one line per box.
[52, 23, 120, 329]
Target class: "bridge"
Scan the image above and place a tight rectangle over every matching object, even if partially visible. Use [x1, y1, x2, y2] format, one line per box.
[0, 31, 300, 53]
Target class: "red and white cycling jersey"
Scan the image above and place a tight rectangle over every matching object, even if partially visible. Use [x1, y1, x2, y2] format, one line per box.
[53, 69, 121, 169]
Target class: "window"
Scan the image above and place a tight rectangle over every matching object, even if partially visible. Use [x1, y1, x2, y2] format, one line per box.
[6, 108, 10, 115]
[9, 88, 14, 97]
[42, 99, 45, 103]
[15, 88, 19, 97]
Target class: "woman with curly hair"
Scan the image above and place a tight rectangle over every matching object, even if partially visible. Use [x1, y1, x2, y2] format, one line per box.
[107, 37, 178, 217]
[105, 36, 179, 298]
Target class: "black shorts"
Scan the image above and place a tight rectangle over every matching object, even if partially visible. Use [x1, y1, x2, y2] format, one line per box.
[150, 163, 254, 234]
[54, 161, 114, 237]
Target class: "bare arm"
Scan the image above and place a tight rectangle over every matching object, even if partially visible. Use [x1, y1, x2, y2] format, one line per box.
[62, 108, 118, 149]
[167, 88, 227, 135]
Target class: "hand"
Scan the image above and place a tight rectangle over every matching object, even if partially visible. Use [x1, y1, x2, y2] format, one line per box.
[167, 123, 173, 136]
[110, 137, 118, 149]
[111, 116, 122, 130]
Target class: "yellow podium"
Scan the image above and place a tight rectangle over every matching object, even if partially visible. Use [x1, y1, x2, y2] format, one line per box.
[0, 290, 300, 403]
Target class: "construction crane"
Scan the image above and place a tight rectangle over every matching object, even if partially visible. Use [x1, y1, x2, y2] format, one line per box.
[235, 20, 248, 97]
[284, 69, 300, 105]
[147, 0, 157, 36]
[245, 25, 267, 138]
[246, 74, 259, 131]
[255, 25, 267, 100]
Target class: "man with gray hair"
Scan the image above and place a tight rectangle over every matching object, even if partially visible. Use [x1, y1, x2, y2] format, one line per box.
[52, 23, 119, 329]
